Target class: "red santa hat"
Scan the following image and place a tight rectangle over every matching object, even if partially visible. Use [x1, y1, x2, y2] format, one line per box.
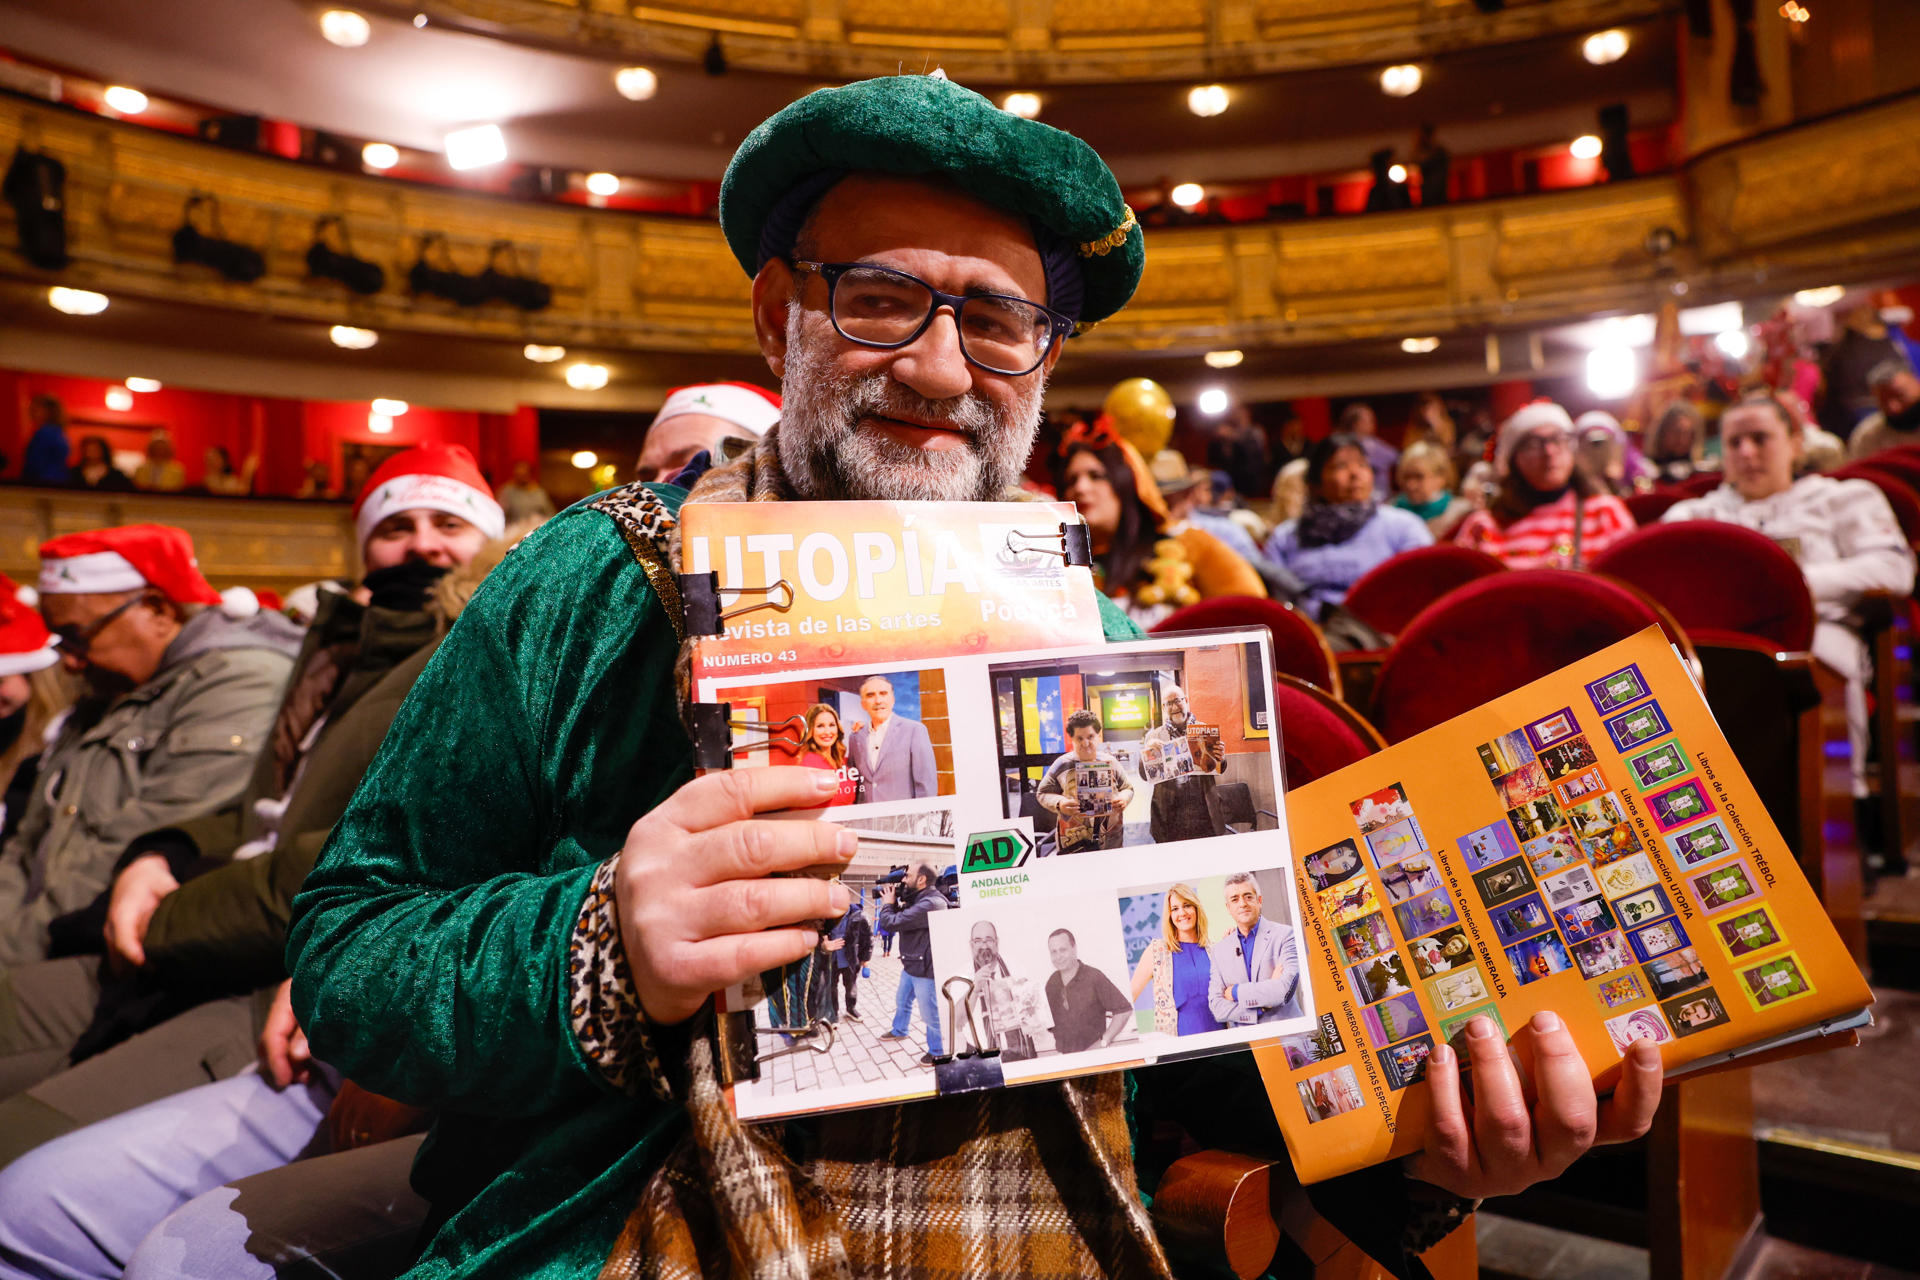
[352, 443, 505, 549]
[38, 524, 224, 607]
[1493, 399, 1577, 476]
[0, 574, 57, 677]
[653, 382, 781, 438]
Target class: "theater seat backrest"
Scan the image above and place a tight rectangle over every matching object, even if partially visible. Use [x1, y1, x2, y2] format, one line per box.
[1273, 673, 1383, 789]
[1343, 544, 1505, 640]
[1830, 465, 1920, 547]
[1589, 521, 1815, 652]
[1152, 595, 1339, 694]
[1624, 490, 1684, 526]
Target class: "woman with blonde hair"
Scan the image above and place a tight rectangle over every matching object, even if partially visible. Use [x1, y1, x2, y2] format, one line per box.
[1128, 882, 1224, 1036]
[1392, 441, 1471, 541]
[796, 702, 857, 807]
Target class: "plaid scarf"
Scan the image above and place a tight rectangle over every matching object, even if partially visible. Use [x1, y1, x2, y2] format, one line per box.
[607, 425, 1173, 1280]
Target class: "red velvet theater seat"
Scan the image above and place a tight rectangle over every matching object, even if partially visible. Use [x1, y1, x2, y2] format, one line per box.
[1624, 489, 1685, 526]
[1342, 544, 1505, 641]
[1371, 570, 1665, 743]
[1676, 470, 1724, 497]
[1151, 596, 1341, 697]
[1854, 449, 1920, 497]
[1273, 673, 1385, 789]
[1829, 464, 1920, 547]
[1589, 522, 1815, 652]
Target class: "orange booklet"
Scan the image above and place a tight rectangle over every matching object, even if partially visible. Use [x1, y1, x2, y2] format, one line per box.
[1260, 627, 1872, 1182]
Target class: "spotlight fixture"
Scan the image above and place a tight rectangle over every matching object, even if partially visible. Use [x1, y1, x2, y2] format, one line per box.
[1793, 285, 1844, 307]
[523, 343, 566, 363]
[320, 9, 372, 47]
[369, 411, 394, 434]
[1203, 349, 1244, 369]
[1388, 164, 1408, 183]
[444, 123, 507, 171]
[1002, 92, 1041, 119]
[1586, 344, 1637, 399]
[584, 171, 621, 197]
[330, 324, 378, 349]
[1170, 182, 1205, 209]
[371, 398, 409, 416]
[47, 286, 108, 315]
[1197, 388, 1230, 416]
[1186, 84, 1228, 118]
[124, 377, 162, 393]
[615, 66, 659, 101]
[1570, 134, 1603, 160]
[1583, 29, 1629, 64]
[1400, 336, 1440, 353]
[105, 387, 134, 412]
[102, 85, 149, 115]
[1379, 65, 1422, 97]
[703, 35, 728, 77]
[571, 450, 600, 469]
[565, 362, 609, 390]
[362, 142, 399, 170]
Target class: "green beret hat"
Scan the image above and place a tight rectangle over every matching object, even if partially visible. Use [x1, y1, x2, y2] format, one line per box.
[719, 74, 1143, 331]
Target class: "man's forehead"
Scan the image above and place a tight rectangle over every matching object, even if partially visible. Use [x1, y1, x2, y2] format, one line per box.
[805, 175, 1047, 301]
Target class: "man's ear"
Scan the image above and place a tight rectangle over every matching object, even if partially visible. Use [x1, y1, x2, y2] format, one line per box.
[752, 260, 797, 378]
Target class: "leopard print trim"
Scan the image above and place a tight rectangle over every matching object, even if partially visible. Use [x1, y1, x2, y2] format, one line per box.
[568, 855, 674, 1102]
[589, 483, 686, 644]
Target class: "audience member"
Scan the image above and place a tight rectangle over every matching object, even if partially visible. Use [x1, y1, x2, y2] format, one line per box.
[1273, 413, 1309, 469]
[22, 396, 71, 487]
[1338, 402, 1398, 498]
[1035, 709, 1135, 854]
[0, 526, 299, 980]
[199, 445, 255, 496]
[1820, 298, 1909, 437]
[339, 455, 374, 504]
[293, 461, 333, 500]
[1392, 442, 1471, 541]
[1647, 403, 1705, 486]
[1151, 449, 1293, 593]
[498, 458, 556, 523]
[0, 576, 66, 834]
[1268, 456, 1308, 526]
[1204, 405, 1271, 499]
[1454, 401, 1636, 569]
[1405, 392, 1456, 452]
[1053, 420, 1265, 626]
[877, 863, 947, 1062]
[1846, 359, 1920, 459]
[1574, 410, 1654, 496]
[1413, 123, 1450, 206]
[1663, 393, 1915, 860]
[1363, 148, 1411, 212]
[1263, 433, 1432, 617]
[633, 381, 781, 482]
[132, 432, 187, 492]
[69, 436, 133, 491]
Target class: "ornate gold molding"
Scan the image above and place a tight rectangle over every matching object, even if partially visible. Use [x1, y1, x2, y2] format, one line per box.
[4, 93, 1920, 360]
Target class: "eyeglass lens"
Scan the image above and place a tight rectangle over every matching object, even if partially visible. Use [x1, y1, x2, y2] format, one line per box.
[829, 266, 1055, 374]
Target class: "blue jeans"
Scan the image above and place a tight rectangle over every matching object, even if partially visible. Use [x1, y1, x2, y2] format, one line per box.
[889, 971, 943, 1056]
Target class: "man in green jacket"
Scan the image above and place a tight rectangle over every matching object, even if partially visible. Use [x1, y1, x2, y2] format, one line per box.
[257, 77, 1648, 1280]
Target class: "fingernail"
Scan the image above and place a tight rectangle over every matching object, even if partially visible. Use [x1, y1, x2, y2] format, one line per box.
[1532, 1010, 1562, 1034]
[835, 829, 859, 857]
[1632, 1038, 1661, 1064]
[803, 930, 820, 947]
[1431, 1043, 1454, 1067]
[831, 883, 852, 910]
[1468, 1016, 1496, 1040]
[812, 771, 839, 791]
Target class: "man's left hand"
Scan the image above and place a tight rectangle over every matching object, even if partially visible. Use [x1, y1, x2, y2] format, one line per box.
[1408, 1010, 1663, 1199]
[103, 852, 179, 973]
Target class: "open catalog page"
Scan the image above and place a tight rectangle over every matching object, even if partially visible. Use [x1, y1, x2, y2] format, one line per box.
[677, 501, 1313, 1122]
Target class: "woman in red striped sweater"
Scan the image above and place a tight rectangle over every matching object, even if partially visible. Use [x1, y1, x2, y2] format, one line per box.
[1454, 401, 1637, 569]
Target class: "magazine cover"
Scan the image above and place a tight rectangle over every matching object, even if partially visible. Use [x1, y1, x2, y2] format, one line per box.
[1259, 628, 1873, 1181]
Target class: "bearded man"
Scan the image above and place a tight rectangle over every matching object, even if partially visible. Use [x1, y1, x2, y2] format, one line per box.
[285, 75, 1661, 1280]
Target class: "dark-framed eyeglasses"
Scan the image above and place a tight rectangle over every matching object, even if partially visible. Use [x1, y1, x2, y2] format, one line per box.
[48, 594, 145, 659]
[790, 260, 1073, 377]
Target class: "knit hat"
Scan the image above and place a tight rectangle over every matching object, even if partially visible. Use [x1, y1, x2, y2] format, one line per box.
[38, 524, 223, 606]
[0, 574, 57, 676]
[653, 383, 782, 438]
[353, 443, 504, 549]
[1493, 400, 1576, 476]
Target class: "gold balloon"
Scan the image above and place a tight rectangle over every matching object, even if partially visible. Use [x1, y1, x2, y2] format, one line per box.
[1103, 378, 1176, 457]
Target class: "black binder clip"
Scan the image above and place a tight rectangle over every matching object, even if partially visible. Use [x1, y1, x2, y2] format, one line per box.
[1005, 523, 1093, 567]
[689, 704, 813, 769]
[931, 976, 1006, 1095]
[678, 572, 796, 637]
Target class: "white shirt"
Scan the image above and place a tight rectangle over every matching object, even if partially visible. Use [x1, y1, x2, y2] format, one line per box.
[867, 715, 891, 771]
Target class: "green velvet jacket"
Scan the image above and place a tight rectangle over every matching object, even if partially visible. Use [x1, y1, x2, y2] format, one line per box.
[288, 486, 1140, 1279]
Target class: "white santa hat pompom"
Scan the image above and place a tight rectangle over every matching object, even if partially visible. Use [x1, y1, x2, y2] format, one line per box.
[14, 586, 37, 610]
[219, 586, 260, 619]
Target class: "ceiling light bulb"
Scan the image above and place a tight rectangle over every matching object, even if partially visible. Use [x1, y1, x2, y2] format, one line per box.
[614, 66, 659, 101]
[1187, 84, 1228, 118]
[1793, 285, 1845, 307]
[1583, 29, 1629, 65]
[1570, 134, 1604, 160]
[1400, 336, 1440, 353]
[565, 362, 609, 390]
[124, 377, 162, 393]
[369, 412, 394, 434]
[1380, 65, 1422, 97]
[1170, 182, 1205, 209]
[1197, 388, 1230, 416]
[413, 12, 428, 26]
[584, 171, 621, 197]
[330, 324, 378, 349]
[1586, 345, 1638, 399]
[1714, 329, 1751, 360]
[371, 398, 409, 416]
[523, 343, 566, 363]
[320, 9, 372, 47]
[102, 85, 148, 115]
[444, 123, 507, 171]
[1002, 92, 1041, 119]
[47, 286, 108, 315]
[105, 387, 134, 412]
[362, 142, 399, 170]
[571, 450, 599, 470]
[1388, 164, 1408, 183]
[1204, 349, 1244, 369]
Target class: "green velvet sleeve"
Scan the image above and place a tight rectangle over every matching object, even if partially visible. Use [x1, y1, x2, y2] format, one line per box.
[287, 505, 694, 1117]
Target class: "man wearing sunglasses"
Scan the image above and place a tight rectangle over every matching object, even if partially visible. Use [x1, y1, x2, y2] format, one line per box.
[0, 525, 299, 978]
[282, 74, 1659, 1280]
